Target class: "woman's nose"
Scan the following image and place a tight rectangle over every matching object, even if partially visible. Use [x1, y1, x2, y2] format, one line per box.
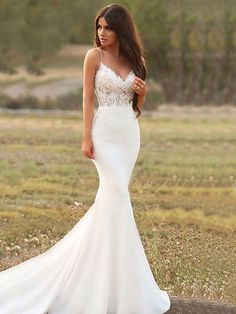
[100, 28, 106, 35]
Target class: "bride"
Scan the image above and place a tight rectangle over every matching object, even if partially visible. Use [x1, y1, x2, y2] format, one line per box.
[0, 4, 171, 314]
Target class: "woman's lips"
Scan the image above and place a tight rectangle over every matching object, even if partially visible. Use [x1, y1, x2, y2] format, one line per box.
[100, 38, 107, 42]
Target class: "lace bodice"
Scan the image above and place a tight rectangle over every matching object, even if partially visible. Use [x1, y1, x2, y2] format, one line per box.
[94, 48, 136, 107]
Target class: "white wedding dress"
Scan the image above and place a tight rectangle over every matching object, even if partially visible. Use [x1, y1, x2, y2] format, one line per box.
[0, 47, 171, 314]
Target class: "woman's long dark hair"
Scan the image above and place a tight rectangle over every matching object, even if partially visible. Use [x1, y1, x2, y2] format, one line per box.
[94, 3, 147, 118]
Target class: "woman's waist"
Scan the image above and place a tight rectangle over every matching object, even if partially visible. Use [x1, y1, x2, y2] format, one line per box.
[94, 104, 135, 116]
[92, 105, 139, 127]
[96, 103, 134, 110]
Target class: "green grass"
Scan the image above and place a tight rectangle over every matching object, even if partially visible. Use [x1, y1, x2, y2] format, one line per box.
[0, 111, 235, 304]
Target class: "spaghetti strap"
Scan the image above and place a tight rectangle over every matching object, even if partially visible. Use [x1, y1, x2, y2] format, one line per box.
[97, 47, 103, 63]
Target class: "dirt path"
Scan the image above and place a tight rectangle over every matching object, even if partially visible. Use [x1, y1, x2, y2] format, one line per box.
[0, 105, 236, 119]
[0, 44, 88, 100]
[0, 70, 82, 101]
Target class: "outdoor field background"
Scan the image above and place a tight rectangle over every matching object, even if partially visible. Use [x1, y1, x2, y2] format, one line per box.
[0, 108, 235, 303]
[0, 0, 236, 306]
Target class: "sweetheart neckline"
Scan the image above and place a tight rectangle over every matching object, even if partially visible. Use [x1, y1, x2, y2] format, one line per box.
[99, 62, 134, 82]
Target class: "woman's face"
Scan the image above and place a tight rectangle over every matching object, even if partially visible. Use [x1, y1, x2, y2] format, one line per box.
[97, 17, 118, 47]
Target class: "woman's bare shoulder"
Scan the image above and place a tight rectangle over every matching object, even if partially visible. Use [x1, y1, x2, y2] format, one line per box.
[84, 47, 100, 63]
[83, 48, 101, 73]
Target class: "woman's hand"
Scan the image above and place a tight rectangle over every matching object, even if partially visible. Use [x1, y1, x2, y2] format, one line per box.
[81, 137, 95, 159]
[131, 77, 147, 97]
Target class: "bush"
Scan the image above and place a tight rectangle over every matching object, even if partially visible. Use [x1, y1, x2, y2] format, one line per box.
[0, 89, 83, 110]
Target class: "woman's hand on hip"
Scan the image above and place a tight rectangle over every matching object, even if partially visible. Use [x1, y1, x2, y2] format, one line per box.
[81, 137, 95, 159]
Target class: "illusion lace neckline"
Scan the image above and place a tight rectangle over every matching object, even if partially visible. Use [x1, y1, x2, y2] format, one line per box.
[99, 62, 134, 82]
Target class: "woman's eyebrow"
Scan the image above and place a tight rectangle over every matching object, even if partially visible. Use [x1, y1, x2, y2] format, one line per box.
[97, 23, 110, 27]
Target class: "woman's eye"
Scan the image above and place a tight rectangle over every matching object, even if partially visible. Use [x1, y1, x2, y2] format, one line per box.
[97, 25, 112, 31]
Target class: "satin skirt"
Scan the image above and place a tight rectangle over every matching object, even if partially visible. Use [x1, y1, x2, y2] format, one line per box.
[0, 105, 171, 314]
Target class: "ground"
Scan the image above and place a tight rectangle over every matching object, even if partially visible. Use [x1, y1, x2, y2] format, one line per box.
[0, 107, 235, 304]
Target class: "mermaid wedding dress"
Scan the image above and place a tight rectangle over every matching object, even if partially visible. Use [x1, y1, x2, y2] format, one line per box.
[0, 47, 171, 314]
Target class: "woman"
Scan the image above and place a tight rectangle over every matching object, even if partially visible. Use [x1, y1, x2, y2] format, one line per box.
[0, 4, 171, 314]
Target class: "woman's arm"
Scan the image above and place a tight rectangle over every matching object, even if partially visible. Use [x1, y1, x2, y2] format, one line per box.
[133, 78, 148, 111]
[132, 56, 148, 110]
[81, 49, 98, 159]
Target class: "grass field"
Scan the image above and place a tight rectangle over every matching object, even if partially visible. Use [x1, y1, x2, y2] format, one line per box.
[0, 110, 235, 304]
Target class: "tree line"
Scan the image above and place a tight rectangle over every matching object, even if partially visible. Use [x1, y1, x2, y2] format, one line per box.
[0, 0, 235, 105]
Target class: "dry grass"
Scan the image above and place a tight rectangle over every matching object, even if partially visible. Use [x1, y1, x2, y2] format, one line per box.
[0, 111, 235, 304]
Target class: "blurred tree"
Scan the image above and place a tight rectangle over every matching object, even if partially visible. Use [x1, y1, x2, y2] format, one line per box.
[122, 0, 236, 105]
[0, 0, 105, 73]
[121, 0, 173, 79]
[0, 0, 236, 106]
[0, 0, 25, 73]
[61, 0, 104, 44]
[21, 0, 71, 74]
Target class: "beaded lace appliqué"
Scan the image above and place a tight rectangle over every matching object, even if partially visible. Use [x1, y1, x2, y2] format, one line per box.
[94, 62, 135, 107]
